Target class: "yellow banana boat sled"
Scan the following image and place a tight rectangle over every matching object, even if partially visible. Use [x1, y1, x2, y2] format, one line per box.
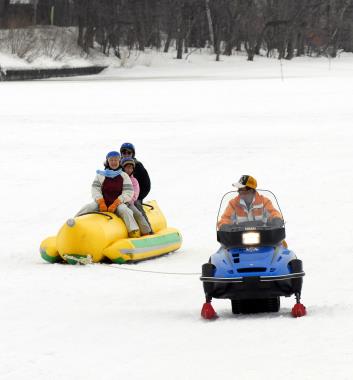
[40, 201, 182, 264]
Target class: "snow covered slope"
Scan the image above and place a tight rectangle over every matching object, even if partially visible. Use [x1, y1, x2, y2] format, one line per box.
[0, 57, 352, 380]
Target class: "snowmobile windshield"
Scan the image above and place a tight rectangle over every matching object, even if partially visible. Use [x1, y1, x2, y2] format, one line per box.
[216, 190, 285, 248]
[217, 189, 284, 232]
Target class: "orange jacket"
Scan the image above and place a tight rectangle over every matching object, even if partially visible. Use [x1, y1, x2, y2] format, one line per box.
[218, 192, 282, 227]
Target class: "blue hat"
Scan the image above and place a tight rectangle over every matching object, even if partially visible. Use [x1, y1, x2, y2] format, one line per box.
[106, 151, 120, 159]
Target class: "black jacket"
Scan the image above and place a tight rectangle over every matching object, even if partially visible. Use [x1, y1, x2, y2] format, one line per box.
[134, 159, 151, 201]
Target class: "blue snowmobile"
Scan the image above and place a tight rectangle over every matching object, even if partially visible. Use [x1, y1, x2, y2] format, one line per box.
[200, 189, 306, 319]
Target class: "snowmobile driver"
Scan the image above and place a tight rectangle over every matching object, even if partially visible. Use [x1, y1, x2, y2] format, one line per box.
[218, 175, 283, 229]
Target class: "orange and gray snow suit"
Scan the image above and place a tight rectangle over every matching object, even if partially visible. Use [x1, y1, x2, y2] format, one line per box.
[218, 192, 282, 227]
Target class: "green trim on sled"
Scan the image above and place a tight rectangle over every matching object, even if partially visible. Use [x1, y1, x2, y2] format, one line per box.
[111, 257, 126, 264]
[110, 233, 181, 264]
[132, 232, 181, 249]
[40, 248, 61, 263]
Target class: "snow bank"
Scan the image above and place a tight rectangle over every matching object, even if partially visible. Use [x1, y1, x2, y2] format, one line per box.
[0, 58, 352, 380]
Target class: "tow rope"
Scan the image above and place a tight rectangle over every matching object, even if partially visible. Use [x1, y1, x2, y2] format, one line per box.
[63, 254, 200, 275]
[106, 264, 200, 276]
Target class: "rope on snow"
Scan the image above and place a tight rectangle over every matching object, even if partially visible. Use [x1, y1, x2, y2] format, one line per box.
[63, 255, 201, 276]
[106, 264, 201, 276]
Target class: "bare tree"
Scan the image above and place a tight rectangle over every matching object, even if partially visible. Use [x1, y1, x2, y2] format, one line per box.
[0, 0, 10, 28]
[205, 0, 214, 52]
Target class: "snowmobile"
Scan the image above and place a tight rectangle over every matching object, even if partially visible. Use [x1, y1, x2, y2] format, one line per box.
[200, 189, 306, 319]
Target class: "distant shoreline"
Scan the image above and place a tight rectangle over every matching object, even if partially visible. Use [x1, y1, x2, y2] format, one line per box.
[0, 65, 107, 81]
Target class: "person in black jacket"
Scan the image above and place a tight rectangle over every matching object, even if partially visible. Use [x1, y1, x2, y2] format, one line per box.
[120, 142, 151, 202]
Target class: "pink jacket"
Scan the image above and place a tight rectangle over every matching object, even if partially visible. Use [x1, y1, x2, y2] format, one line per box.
[130, 175, 140, 203]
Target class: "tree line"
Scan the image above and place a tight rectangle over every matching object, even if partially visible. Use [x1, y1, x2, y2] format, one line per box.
[1, 0, 353, 60]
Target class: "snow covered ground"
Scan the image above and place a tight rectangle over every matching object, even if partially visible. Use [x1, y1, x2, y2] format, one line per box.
[1, 54, 353, 379]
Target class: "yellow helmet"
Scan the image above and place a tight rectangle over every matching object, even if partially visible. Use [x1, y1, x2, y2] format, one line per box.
[232, 175, 257, 190]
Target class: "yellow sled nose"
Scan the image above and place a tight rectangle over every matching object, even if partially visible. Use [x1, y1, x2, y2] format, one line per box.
[56, 213, 127, 263]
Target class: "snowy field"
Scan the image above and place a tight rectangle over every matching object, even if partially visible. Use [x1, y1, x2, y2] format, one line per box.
[1, 54, 353, 380]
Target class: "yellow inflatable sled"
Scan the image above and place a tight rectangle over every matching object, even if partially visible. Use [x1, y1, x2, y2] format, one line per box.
[40, 201, 182, 264]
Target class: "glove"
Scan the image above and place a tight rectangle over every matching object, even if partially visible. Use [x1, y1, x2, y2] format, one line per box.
[97, 198, 108, 212]
[108, 198, 122, 213]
